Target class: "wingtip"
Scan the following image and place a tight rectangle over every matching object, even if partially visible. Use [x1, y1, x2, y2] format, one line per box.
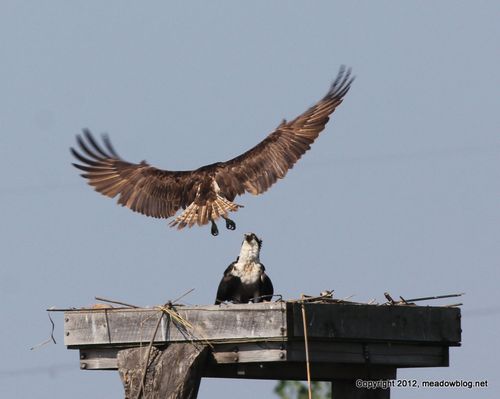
[72, 162, 90, 171]
[337, 64, 352, 77]
[69, 147, 82, 160]
[327, 65, 355, 99]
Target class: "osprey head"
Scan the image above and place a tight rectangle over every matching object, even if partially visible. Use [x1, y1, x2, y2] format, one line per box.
[237, 233, 262, 263]
[243, 233, 262, 249]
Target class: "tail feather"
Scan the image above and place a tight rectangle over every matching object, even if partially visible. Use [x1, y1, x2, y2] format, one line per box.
[169, 196, 242, 230]
[211, 199, 225, 220]
[198, 204, 209, 226]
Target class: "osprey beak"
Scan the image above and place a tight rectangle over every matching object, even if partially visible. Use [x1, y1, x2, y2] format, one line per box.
[244, 232, 261, 245]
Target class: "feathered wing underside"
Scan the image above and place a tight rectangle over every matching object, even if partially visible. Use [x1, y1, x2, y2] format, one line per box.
[215, 66, 354, 201]
[71, 131, 241, 227]
[71, 130, 197, 219]
[71, 67, 353, 228]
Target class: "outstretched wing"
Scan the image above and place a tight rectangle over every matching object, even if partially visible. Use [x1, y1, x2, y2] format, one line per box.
[71, 130, 198, 219]
[71, 67, 353, 221]
[214, 66, 354, 200]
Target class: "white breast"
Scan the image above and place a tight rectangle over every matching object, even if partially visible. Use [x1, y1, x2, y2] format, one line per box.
[238, 240, 260, 263]
[233, 262, 262, 285]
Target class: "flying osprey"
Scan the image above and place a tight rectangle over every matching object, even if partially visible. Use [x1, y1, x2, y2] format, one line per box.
[71, 67, 354, 235]
[215, 233, 273, 304]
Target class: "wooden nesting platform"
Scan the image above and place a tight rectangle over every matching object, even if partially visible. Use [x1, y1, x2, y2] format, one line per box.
[64, 301, 461, 382]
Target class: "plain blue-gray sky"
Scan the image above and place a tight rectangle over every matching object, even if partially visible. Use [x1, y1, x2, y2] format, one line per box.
[1, 1, 498, 398]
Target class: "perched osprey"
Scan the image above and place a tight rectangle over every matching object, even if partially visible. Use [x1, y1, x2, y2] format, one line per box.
[215, 233, 273, 304]
[71, 67, 354, 235]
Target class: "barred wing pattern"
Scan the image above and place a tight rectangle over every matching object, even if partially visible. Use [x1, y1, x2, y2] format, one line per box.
[71, 67, 354, 229]
[215, 66, 353, 200]
[71, 132, 196, 219]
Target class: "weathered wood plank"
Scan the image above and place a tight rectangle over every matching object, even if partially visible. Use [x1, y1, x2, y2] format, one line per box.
[203, 363, 397, 381]
[291, 303, 461, 344]
[287, 342, 448, 367]
[212, 342, 286, 363]
[65, 302, 461, 347]
[65, 302, 286, 347]
[80, 347, 120, 370]
[77, 341, 447, 371]
[79, 343, 288, 371]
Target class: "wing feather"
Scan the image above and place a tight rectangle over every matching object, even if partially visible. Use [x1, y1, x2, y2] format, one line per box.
[259, 263, 274, 301]
[71, 132, 195, 219]
[215, 66, 354, 200]
[215, 263, 240, 304]
[71, 67, 353, 222]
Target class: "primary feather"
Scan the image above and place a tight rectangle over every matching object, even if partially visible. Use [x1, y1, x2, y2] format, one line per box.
[71, 67, 354, 232]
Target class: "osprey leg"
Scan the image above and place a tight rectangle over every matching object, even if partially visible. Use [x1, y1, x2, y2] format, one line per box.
[210, 219, 219, 236]
[222, 215, 236, 230]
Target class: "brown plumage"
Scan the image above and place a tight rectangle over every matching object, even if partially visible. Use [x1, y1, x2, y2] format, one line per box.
[71, 66, 354, 235]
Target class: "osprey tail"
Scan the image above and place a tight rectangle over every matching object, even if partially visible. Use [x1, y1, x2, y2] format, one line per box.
[169, 195, 242, 229]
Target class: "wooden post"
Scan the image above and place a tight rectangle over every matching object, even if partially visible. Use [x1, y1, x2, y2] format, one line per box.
[117, 344, 209, 399]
